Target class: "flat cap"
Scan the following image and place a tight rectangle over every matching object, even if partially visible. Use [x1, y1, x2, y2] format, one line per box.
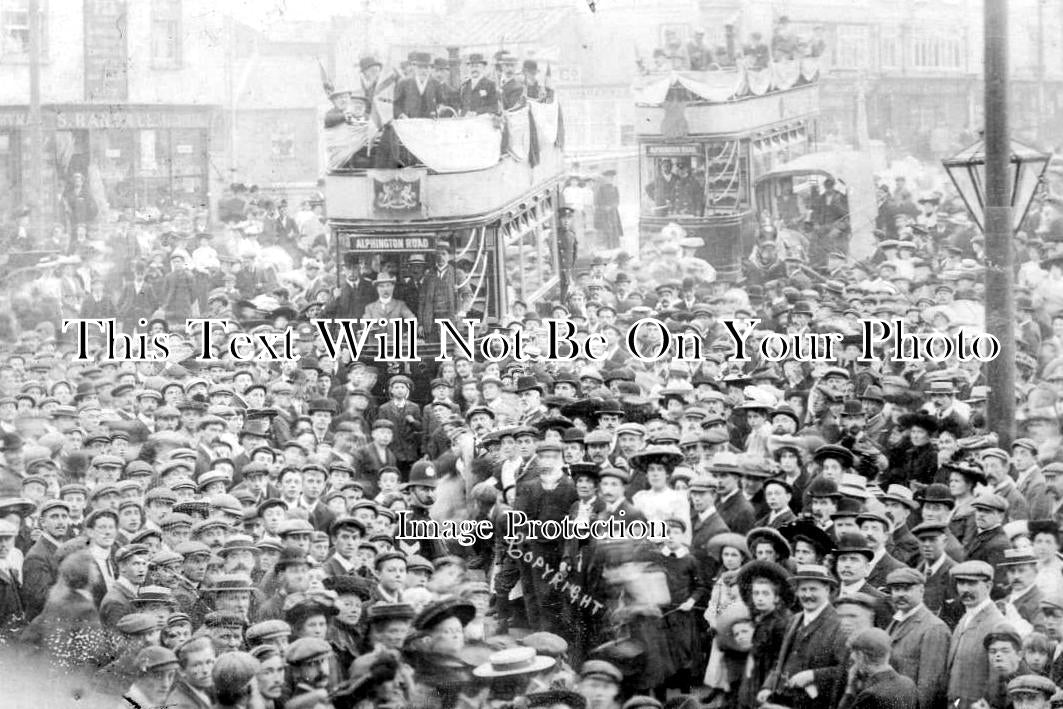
[983, 622, 1023, 649]
[203, 610, 248, 629]
[285, 636, 332, 664]
[971, 492, 1009, 512]
[522, 631, 568, 658]
[115, 543, 152, 564]
[834, 592, 879, 611]
[527, 690, 587, 709]
[116, 612, 159, 634]
[134, 585, 175, 605]
[246, 619, 293, 644]
[174, 540, 212, 558]
[212, 652, 260, 695]
[579, 659, 623, 683]
[135, 646, 179, 673]
[885, 567, 926, 586]
[910, 521, 949, 537]
[150, 549, 184, 567]
[366, 602, 416, 623]
[1008, 674, 1059, 698]
[950, 560, 995, 581]
[848, 627, 892, 656]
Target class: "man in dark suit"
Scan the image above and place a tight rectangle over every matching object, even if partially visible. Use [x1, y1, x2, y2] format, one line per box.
[497, 51, 525, 110]
[963, 493, 1011, 589]
[289, 464, 333, 534]
[689, 473, 729, 583]
[760, 564, 847, 709]
[915, 483, 966, 561]
[322, 517, 366, 579]
[581, 466, 647, 651]
[418, 245, 470, 340]
[911, 522, 962, 630]
[881, 484, 922, 566]
[116, 261, 159, 331]
[21, 499, 70, 620]
[835, 533, 893, 628]
[885, 567, 951, 709]
[1000, 547, 1047, 632]
[841, 628, 920, 709]
[712, 456, 754, 534]
[325, 254, 376, 319]
[374, 377, 421, 476]
[460, 53, 500, 115]
[100, 544, 151, 628]
[514, 441, 578, 636]
[859, 510, 907, 589]
[392, 52, 443, 119]
[431, 57, 459, 113]
[946, 560, 1006, 708]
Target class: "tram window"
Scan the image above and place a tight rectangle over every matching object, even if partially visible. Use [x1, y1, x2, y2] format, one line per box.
[642, 156, 707, 218]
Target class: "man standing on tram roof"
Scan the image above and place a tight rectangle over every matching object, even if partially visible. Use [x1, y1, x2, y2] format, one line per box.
[460, 53, 500, 116]
[497, 51, 526, 111]
[432, 57, 460, 114]
[393, 51, 443, 120]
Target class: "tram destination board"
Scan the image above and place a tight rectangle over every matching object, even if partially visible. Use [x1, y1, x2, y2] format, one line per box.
[337, 232, 434, 252]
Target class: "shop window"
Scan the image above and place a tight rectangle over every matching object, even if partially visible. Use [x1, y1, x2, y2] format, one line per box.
[92, 129, 136, 211]
[1, 0, 46, 60]
[151, 0, 182, 68]
[171, 128, 206, 208]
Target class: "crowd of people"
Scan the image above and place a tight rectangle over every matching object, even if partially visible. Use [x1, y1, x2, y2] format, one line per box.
[646, 17, 826, 73]
[6, 141, 1063, 709]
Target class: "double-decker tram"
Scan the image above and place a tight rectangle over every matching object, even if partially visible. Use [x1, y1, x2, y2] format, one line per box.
[633, 57, 821, 278]
[323, 96, 567, 396]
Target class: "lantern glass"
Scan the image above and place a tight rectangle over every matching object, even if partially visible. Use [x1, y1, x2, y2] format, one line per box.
[942, 138, 1050, 234]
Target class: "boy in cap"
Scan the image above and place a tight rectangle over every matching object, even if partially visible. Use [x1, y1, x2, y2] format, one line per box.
[123, 646, 180, 709]
[1008, 674, 1059, 709]
[578, 660, 623, 709]
[100, 543, 151, 627]
[212, 651, 261, 708]
[167, 635, 216, 709]
[375, 374, 422, 477]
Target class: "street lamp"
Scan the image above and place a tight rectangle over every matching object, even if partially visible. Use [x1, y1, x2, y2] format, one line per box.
[942, 137, 1050, 234]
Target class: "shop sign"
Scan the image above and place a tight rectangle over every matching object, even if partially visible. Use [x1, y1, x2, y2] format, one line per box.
[53, 110, 212, 130]
[0, 113, 29, 128]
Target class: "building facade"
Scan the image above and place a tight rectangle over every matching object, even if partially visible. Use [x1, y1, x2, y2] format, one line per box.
[0, 0, 332, 230]
[698, 0, 1063, 156]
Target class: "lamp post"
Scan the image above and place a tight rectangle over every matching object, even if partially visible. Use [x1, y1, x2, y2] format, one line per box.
[941, 0, 1050, 447]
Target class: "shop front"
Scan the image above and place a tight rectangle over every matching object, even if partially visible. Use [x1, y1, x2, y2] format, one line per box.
[0, 104, 216, 226]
